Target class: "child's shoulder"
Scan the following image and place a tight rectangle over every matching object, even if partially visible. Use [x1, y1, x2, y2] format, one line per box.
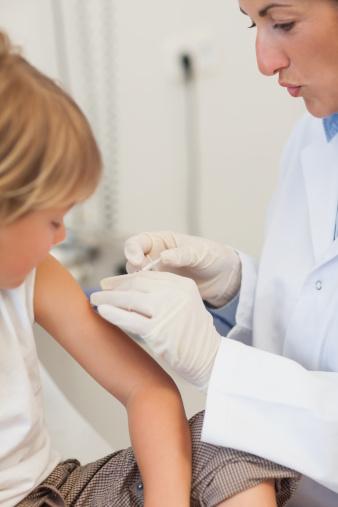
[0, 270, 36, 324]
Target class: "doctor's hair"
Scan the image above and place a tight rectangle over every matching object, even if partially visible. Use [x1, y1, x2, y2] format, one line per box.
[0, 31, 102, 225]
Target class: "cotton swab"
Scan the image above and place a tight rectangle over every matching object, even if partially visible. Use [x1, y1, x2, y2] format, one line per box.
[141, 257, 161, 271]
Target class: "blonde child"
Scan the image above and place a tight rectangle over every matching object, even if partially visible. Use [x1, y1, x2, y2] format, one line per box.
[0, 31, 299, 507]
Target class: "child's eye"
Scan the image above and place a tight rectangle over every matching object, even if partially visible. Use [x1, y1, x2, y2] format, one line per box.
[273, 22, 295, 32]
[248, 21, 256, 29]
[51, 221, 62, 229]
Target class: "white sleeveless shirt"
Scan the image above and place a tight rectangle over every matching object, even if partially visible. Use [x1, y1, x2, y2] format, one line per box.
[0, 271, 60, 506]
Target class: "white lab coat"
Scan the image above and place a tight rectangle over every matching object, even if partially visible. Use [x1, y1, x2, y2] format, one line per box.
[202, 113, 338, 505]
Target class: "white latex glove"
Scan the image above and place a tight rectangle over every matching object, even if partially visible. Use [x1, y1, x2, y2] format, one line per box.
[90, 271, 221, 389]
[124, 231, 241, 307]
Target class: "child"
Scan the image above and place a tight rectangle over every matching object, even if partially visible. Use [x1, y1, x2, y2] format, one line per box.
[0, 31, 299, 507]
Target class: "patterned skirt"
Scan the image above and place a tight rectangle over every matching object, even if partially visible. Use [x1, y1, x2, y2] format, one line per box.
[18, 411, 300, 507]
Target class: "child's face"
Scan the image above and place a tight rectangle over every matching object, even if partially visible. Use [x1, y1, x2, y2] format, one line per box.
[0, 207, 69, 289]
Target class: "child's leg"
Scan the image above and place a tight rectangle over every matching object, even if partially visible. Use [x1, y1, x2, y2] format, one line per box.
[19, 411, 299, 507]
[189, 411, 300, 507]
[217, 481, 277, 507]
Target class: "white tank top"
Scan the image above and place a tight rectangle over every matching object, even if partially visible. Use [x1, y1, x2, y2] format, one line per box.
[0, 271, 60, 506]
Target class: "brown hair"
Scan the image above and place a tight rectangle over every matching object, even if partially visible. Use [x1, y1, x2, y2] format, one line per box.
[0, 32, 102, 224]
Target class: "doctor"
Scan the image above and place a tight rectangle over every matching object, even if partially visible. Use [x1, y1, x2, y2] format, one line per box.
[91, 1, 338, 505]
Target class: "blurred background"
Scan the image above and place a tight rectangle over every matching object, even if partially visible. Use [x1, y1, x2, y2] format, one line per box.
[1, 0, 303, 462]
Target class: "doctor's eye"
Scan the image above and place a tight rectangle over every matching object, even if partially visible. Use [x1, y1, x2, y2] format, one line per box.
[273, 22, 295, 32]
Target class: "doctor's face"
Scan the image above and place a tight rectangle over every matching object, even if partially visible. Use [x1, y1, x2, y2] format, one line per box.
[239, 0, 338, 117]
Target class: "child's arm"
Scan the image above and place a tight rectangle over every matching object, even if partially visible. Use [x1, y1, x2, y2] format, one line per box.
[34, 254, 191, 507]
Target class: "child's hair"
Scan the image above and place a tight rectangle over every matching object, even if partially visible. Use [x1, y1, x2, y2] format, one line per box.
[0, 31, 102, 224]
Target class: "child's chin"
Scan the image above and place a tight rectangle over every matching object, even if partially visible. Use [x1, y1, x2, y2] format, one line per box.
[6, 278, 25, 289]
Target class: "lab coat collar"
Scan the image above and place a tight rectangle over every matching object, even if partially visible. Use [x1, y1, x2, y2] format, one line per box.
[301, 136, 338, 265]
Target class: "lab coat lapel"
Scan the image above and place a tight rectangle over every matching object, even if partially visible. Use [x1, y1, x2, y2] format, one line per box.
[301, 140, 338, 264]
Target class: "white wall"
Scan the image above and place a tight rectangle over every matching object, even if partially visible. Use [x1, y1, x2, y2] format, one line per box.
[0, 0, 305, 457]
[114, 0, 304, 254]
[0, 0, 58, 74]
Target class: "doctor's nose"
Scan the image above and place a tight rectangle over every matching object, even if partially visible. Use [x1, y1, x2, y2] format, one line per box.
[255, 34, 289, 76]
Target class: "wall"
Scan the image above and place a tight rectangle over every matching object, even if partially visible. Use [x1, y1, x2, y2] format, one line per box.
[114, 0, 304, 253]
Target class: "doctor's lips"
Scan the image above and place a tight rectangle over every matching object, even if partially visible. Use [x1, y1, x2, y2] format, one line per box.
[279, 81, 302, 98]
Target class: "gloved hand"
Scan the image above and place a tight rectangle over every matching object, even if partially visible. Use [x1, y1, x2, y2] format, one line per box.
[124, 231, 241, 308]
[90, 271, 222, 389]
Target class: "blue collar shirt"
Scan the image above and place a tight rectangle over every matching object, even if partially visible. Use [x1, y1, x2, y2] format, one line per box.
[323, 113, 338, 238]
[323, 113, 338, 143]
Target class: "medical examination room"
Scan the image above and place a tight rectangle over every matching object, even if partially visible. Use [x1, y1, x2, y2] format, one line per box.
[1, 0, 338, 506]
